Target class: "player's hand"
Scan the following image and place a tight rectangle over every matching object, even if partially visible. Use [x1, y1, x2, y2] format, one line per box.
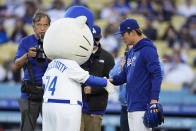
[144, 103, 164, 128]
[150, 99, 158, 104]
[120, 59, 125, 70]
[84, 86, 91, 94]
[150, 99, 158, 113]
[27, 47, 37, 58]
[108, 78, 113, 83]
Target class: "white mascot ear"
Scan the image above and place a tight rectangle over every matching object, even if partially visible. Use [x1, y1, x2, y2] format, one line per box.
[43, 16, 94, 65]
[76, 16, 87, 28]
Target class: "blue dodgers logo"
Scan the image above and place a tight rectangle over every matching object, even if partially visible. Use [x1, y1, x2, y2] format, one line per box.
[92, 27, 96, 34]
[150, 104, 157, 109]
[127, 56, 136, 67]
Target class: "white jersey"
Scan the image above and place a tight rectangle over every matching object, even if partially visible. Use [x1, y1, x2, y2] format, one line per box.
[42, 59, 90, 102]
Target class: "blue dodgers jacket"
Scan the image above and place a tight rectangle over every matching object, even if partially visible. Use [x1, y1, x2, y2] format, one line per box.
[112, 38, 162, 112]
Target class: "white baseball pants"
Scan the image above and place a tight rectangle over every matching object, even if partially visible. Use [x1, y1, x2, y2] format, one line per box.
[42, 102, 81, 131]
[128, 111, 152, 131]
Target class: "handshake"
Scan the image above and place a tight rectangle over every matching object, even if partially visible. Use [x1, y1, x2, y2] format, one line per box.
[104, 78, 117, 94]
[83, 78, 117, 94]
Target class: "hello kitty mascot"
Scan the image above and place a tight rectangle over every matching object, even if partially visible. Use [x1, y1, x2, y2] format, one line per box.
[42, 6, 114, 131]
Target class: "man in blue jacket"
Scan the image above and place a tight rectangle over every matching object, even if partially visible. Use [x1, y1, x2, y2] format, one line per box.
[15, 11, 50, 131]
[109, 19, 162, 131]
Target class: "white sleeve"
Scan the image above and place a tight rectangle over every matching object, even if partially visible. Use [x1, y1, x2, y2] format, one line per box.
[66, 62, 90, 83]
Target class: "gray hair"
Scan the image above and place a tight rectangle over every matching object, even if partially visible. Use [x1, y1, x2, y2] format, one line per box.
[32, 10, 51, 27]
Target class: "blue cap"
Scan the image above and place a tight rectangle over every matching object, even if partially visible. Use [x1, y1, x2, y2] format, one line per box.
[64, 6, 94, 29]
[92, 25, 102, 39]
[114, 18, 140, 35]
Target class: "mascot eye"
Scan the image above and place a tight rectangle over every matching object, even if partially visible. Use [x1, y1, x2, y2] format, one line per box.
[83, 35, 91, 46]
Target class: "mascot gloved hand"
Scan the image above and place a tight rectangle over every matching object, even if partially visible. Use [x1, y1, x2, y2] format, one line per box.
[143, 103, 164, 128]
[103, 77, 116, 94]
[105, 79, 115, 94]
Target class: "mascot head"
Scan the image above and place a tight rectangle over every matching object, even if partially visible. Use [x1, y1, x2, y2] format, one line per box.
[64, 6, 94, 30]
[43, 16, 94, 65]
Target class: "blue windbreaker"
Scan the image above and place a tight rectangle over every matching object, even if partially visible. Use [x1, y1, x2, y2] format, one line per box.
[110, 60, 127, 106]
[112, 38, 162, 112]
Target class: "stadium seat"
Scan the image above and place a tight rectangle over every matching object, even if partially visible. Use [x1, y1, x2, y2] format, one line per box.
[176, 0, 186, 8]
[161, 82, 183, 90]
[129, 1, 137, 9]
[82, 0, 109, 19]
[24, 25, 34, 35]
[0, 42, 18, 65]
[127, 14, 146, 29]
[0, 0, 6, 5]
[153, 21, 169, 39]
[63, 0, 72, 7]
[42, 0, 53, 8]
[94, 19, 108, 32]
[84, 0, 112, 8]
[154, 40, 171, 58]
[171, 15, 186, 31]
[5, 26, 14, 38]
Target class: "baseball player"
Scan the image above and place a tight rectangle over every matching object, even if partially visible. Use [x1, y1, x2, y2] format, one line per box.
[109, 18, 163, 131]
